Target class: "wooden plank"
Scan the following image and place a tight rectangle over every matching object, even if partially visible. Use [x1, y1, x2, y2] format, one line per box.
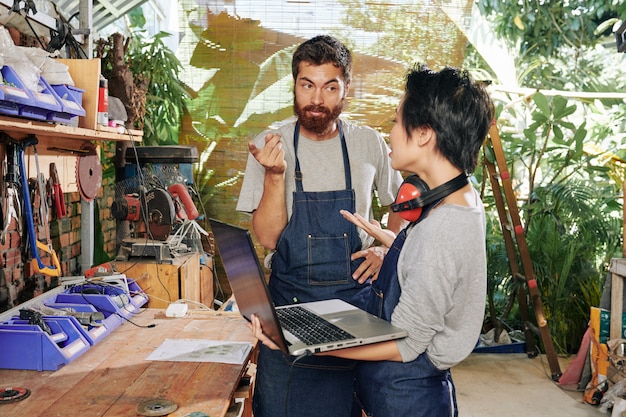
[200, 263, 215, 308]
[113, 260, 182, 309]
[181, 252, 201, 303]
[0, 115, 143, 142]
[113, 253, 203, 309]
[56, 58, 100, 130]
[611, 271, 625, 341]
[611, 258, 626, 277]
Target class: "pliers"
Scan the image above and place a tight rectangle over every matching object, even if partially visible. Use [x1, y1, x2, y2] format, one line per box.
[1, 174, 21, 246]
[49, 162, 66, 218]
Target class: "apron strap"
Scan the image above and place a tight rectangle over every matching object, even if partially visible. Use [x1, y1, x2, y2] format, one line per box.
[294, 121, 352, 191]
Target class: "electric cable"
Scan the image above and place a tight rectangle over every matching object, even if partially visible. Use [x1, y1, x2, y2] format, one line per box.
[187, 181, 226, 304]
[115, 126, 172, 303]
[72, 281, 156, 329]
[285, 350, 313, 417]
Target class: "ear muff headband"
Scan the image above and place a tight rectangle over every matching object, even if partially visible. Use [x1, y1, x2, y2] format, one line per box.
[391, 173, 469, 221]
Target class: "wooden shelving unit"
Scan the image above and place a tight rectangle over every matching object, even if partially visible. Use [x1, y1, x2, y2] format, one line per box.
[0, 115, 143, 142]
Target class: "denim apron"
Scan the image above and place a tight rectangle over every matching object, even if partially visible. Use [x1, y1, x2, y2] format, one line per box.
[253, 121, 364, 417]
[354, 213, 459, 417]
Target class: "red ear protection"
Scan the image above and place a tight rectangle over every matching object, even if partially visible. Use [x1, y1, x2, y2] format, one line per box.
[391, 173, 469, 222]
[392, 176, 430, 222]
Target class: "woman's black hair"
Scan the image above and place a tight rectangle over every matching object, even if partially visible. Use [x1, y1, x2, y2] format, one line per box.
[401, 64, 494, 173]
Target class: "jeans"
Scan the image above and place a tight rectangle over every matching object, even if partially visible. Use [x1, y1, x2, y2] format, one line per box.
[355, 353, 458, 417]
[253, 344, 358, 417]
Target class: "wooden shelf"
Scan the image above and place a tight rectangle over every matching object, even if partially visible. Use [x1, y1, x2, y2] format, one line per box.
[0, 115, 143, 142]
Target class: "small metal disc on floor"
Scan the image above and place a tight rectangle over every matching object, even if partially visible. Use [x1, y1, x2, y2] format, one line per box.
[136, 398, 178, 416]
[0, 387, 31, 403]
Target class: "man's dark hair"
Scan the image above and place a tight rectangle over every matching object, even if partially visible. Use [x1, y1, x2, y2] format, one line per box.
[401, 64, 494, 173]
[292, 35, 352, 85]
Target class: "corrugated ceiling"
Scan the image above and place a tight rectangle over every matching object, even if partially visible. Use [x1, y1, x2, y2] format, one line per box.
[54, 0, 148, 32]
[0, 0, 147, 38]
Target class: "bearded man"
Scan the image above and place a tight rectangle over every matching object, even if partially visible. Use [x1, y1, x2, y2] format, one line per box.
[235, 35, 405, 417]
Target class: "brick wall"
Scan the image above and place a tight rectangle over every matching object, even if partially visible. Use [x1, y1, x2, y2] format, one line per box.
[0, 146, 117, 313]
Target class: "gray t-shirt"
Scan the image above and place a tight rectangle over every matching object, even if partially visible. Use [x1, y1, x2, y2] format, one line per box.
[392, 190, 487, 370]
[236, 118, 403, 248]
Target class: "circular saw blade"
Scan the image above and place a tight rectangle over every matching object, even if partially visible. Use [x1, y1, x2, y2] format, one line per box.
[136, 398, 178, 416]
[76, 144, 102, 202]
[1, 387, 31, 403]
[146, 188, 175, 241]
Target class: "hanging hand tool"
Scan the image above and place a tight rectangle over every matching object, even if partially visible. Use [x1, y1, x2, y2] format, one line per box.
[1, 144, 22, 246]
[49, 163, 66, 218]
[6, 136, 61, 277]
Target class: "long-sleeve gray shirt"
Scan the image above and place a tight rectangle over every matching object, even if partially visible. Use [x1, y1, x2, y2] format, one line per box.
[392, 190, 487, 370]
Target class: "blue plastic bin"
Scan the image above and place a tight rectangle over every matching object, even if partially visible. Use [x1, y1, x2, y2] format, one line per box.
[0, 316, 91, 371]
[43, 301, 115, 345]
[50, 83, 86, 124]
[0, 65, 34, 117]
[19, 76, 62, 121]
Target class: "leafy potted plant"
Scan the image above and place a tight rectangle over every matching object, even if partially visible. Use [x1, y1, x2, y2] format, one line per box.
[95, 9, 190, 146]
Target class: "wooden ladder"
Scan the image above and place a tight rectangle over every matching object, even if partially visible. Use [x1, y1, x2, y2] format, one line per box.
[484, 121, 562, 381]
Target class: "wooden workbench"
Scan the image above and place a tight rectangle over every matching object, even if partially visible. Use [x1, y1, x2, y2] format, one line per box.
[0, 309, 256, 417]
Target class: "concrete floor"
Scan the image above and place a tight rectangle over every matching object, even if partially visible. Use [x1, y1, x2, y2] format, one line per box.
[453, 353, 607, 417]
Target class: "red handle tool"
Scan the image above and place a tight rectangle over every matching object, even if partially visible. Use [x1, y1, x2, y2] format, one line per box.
[50, 163, 66, 218]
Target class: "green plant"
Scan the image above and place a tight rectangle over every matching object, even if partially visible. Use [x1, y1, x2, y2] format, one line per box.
[97, 8, 189, 146]
[482, 92, 624, 354]
[125, 30, 189, 145]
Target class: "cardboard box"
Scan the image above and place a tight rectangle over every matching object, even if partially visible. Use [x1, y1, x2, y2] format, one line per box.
[55, 58, 100, 130]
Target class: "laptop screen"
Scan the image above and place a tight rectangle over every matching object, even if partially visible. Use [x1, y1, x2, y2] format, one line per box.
[208, 218, 289, 353]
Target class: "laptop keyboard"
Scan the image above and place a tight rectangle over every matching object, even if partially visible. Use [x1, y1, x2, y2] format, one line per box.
[276, 306, 356, 346]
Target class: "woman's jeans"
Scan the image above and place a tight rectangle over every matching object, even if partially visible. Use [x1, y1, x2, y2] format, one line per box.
[355, 353, 458, 417]
[253, 344, 358, 417]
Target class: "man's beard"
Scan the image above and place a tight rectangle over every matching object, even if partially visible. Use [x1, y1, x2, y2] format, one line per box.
[294, 99, 344, 136]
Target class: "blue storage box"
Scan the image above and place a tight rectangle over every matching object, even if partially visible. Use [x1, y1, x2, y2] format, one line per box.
[0, 316, 91, 371]
[0, 65, 34, 116]
[42, 301, 115, 345]
[127, 278, 150, 310]
[0, 100, 19, 116]
[19, 75, 62, 121]
[61, 277, 148, 321]
[50, 83, 86, 124]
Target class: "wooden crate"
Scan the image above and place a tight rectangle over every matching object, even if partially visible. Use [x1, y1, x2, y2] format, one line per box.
[112, 252, 206, 309]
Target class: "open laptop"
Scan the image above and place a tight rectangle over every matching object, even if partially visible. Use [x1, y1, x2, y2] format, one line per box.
[209, 218, 407, 356]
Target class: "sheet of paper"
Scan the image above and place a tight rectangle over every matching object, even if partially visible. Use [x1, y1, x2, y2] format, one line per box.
[146, 339, 253, 364]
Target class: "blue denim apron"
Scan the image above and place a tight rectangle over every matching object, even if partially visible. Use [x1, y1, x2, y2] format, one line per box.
[254, 121, 364, 417]
[267, 121, 366, 307]
[355, 215, 459, 417]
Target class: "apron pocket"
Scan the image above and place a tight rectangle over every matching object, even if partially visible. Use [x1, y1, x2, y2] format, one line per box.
[307, 234, 351, 285]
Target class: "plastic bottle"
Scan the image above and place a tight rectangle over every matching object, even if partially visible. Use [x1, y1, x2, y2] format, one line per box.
[97, 75, 108, 126]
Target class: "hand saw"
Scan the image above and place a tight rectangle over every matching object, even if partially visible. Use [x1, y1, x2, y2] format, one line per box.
[14, 136, 61, 277]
